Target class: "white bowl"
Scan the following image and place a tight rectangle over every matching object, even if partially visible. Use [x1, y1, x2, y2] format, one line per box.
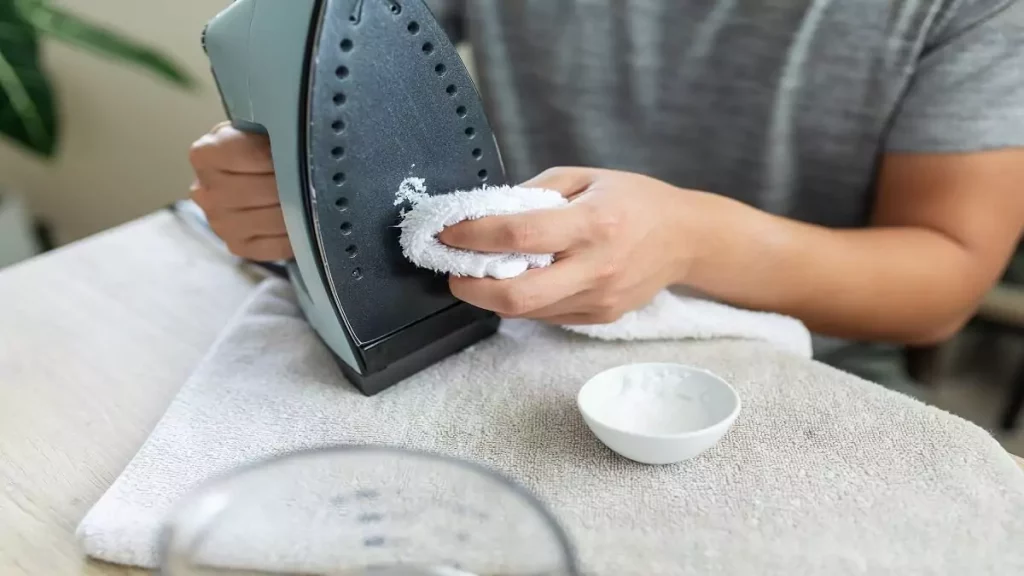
[577, 362, 741, 465]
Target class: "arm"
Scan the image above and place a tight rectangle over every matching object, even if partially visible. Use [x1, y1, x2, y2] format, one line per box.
[694, 0, 1024, 344]
[441, 158, 1024, 345]
[438, 0, 1024, 343]
[685, 149, 1024, 345]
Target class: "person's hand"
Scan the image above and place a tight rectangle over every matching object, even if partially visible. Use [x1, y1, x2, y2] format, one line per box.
[438, 167, 721, 324]
[188, 122, 293, 261]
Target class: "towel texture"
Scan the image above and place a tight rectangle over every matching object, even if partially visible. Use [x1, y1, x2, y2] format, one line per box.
[395, 178, 567, 279]
[395, 180, 813, 358]
[78, 278, 1024, 575]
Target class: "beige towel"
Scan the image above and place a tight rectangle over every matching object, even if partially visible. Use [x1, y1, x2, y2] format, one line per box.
[77, 278, 1024, 575]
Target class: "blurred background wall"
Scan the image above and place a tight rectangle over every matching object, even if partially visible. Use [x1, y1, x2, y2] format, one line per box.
[0, 0, 232, 246]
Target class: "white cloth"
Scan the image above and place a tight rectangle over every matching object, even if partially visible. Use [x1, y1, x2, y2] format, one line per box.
[77, 279, 1024, 575]
[396, 179, 812, 358]
[395, 178, 567, 279]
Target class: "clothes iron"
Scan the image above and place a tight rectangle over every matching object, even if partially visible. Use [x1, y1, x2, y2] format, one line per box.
[202, 0, 505, 396]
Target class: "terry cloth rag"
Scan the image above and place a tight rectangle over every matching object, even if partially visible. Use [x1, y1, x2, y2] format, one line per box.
[77, 278, 1024, 575]
[395, 178, 813, 358]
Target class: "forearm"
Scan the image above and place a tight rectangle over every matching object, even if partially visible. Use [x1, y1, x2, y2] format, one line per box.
[682, 194, 987, 344]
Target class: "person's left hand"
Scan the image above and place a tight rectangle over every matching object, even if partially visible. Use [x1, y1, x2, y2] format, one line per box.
[438, 167, 719, 325]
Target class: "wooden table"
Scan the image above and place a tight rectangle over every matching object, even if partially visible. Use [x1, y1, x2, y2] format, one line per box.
[1, 211, 1023, 575]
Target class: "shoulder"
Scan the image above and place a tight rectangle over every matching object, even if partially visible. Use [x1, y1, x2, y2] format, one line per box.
[885, 0, 1024, 153]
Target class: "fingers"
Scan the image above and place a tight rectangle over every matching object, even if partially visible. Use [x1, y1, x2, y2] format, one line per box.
[514, 290, 589, 320]
[187, 122, 291, 262]
[206, 205, 288, 239]
[190, 171, 280, 210]
[530, 283, 662, 325]
[204, 204, 291, 261]
[522, 297, 624, 325]
[189, 124, 274, 175]
[438, 204, 591, 254]
[515, 285, 619, 322]
[524, 298, 624, 325]
[520, 166, 595, 198]
[449, 256, 593, 317]
[438, 167, 600, 253]
[536, 313, 600, 325]
[231, 237, 294, 262]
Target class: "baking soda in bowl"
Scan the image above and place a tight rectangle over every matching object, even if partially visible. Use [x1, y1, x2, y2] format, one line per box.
[586, 366, 732, 435]
[578, 363, 741, 464]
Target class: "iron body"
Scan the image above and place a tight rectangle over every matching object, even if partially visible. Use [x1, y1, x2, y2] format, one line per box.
[203, 0, 505, 395]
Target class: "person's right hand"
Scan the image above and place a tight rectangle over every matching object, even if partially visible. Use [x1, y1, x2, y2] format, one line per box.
[188, 121, 293, 261]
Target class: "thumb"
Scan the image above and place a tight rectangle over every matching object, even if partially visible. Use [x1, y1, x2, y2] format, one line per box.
[519, 166, 596, 199]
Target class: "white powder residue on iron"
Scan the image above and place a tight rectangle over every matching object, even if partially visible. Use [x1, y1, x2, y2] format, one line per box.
[592, 368, 711, 435]
[395, 176, 428, 205]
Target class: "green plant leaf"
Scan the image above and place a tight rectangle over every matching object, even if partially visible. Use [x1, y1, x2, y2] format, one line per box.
[24, 2, 198, 90]
[0, 0, 57, 156]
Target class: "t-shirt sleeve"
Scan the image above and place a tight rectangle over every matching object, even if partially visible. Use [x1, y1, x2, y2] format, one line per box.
[886, 0, 1024, 152]
[424, 0, 467, 44]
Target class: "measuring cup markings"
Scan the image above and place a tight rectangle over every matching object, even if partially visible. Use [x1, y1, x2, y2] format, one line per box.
[159, 446, 580, 574]
[328, 493, 488, 552]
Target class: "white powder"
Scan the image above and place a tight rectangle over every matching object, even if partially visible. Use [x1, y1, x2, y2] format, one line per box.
[395, 176, 429, 206]
[588, 367, 720, 435]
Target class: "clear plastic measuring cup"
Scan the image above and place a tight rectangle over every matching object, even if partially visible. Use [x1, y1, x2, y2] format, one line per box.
[158, 446, 580, 576]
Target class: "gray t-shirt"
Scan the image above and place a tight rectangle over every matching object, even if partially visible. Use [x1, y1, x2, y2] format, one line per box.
[426, 0, 1024, 376]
